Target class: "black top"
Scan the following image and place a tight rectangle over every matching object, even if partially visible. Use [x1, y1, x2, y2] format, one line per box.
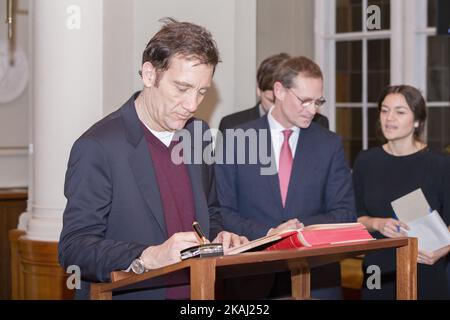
[353, 146, 450, 299]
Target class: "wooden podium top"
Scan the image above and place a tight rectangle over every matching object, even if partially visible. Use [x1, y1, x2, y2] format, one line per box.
[0, 188, 27, 200]
[91, 238, 417, 300]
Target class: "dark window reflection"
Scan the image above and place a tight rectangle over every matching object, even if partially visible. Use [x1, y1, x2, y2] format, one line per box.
[368, 39, 390, 102]
[336, 0, 362, 33]
[336, 41, 362, 102]
[368, 107, 383, 148]
[336, 108, 362, 167]
[427, 37, 450, 102]
[427, 108, 450, 153]
[428, 0, 437, 27]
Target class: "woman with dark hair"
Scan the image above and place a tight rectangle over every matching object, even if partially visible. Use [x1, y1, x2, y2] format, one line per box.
[353, 85, 450, 299]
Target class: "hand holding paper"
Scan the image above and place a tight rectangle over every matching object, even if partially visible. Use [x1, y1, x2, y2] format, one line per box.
[391, 188, 450, 253]
[418, 245, 450, 265]
[372, 217, 409, 238]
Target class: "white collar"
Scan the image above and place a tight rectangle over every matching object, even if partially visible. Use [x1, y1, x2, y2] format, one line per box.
[145, 124, 175, 147]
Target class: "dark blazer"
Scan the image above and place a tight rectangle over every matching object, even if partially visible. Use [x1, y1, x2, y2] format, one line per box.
[58, 92, 222, 300]
[218, 103, 330, 132]
[215, 115, 356, 240]
[215, 115, 355, 298]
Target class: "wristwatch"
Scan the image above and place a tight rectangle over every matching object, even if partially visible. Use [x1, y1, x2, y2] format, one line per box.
[131, 257, 146, 274]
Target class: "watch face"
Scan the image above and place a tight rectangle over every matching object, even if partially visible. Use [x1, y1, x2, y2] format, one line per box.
[131, 259, 145, 274]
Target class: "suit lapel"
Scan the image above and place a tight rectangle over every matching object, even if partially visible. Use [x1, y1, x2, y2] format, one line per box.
[129, 138, 167, 237]
[284, 126, 314, 214]
[121, 93, 167, 237]
[260, 116, 284, 214]
[183, 120, 210, 237]
[186, 162, 210, 238]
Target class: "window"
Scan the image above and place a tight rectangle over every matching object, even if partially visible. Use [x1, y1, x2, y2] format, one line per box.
[426, 0, 450, 152]
[322, 0, 392, 166]
[315, 0, 450, 166]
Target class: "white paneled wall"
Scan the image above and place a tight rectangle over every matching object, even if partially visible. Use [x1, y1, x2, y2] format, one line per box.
[257, 0, 315, 65]
[0, 0, 29, 188]
[132, 0, 257, 129]
[0, 0, 317, 189]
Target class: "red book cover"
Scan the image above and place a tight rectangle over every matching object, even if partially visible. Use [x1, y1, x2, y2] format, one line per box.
[265, 224, 374, 251]
[227, 223, 374, 255]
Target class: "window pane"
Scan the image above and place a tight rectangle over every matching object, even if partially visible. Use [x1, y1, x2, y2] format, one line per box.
[336, 41, 362, 102]
[428, 0, 437, 27]
[368, 107, 383, 148]
[367, 0, 390, 31]
[427, 37, 450, 102]
[368, 39, 390, 102]
[336, 107, 362, 167]
[427, 107, 450, 153]
[336, 0, 362, 33]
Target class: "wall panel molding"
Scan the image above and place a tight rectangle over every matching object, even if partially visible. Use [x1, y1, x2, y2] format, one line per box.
[0, 150, 28, 188]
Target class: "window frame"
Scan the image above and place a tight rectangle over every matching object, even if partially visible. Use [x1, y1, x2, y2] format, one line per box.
[315, 0, 449, 152]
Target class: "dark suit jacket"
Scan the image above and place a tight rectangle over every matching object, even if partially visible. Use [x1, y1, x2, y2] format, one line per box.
[58, 92, 222, 300]
[218, 103, 330, 132]
[215, 115, 356, 240]
[215, 115, 355, 296]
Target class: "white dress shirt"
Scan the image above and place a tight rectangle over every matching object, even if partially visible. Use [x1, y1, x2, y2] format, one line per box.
[144, 124, 175, 147]
[267, 107, 300, 171]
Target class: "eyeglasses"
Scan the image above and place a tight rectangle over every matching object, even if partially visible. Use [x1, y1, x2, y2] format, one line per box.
[289, 89, 326, 109]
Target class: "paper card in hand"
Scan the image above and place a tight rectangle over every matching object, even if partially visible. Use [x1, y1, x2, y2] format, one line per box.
[391, 188, 431, 223]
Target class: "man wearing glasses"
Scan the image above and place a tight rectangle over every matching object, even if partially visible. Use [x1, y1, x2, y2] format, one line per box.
[215, 56, 356, 299]
[218, 53, 329, 132]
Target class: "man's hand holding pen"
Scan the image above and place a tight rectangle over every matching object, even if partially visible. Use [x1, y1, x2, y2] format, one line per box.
[140, 232, 202, 269]
[140, 222, 249, 270]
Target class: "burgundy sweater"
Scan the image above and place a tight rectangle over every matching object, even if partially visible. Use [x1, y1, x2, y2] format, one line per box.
[142, 123, 195, 299]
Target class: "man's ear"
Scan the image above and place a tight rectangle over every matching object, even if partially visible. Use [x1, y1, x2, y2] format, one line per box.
[273, 81, 286, 102]
[141, 62, 156, 88]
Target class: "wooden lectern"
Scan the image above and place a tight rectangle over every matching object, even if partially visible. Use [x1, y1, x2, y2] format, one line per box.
[90, 238, 417, 300]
